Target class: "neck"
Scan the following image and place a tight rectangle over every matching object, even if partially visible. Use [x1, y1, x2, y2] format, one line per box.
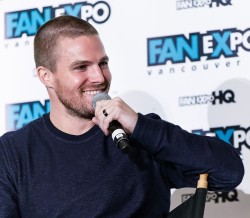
[49, 109, 95, 136]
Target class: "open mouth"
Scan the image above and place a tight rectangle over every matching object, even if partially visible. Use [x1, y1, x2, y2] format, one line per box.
[82, 89, 107, 95]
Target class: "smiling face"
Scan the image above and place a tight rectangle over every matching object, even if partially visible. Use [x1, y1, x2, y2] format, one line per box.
[48, 35, 112, 119]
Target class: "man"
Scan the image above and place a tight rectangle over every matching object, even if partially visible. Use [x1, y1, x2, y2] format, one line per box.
[0, 15, 244, 217]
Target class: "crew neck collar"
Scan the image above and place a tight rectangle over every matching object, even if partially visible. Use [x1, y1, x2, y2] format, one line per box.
[43, 113, 100, 142]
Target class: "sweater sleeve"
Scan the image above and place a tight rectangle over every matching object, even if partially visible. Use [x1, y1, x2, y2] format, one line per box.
[0, 136, 21, 218]
[130, 113, 244, 191]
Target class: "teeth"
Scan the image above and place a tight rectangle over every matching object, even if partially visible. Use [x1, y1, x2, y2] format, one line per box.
[83, 90, 103, 95]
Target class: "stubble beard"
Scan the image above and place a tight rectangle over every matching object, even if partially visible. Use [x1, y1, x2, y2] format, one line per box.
[56, 89, 95, 120]
[54, 78, 110, 120]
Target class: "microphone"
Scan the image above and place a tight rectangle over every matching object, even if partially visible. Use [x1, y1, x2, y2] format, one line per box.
[92, 93, 130, 153]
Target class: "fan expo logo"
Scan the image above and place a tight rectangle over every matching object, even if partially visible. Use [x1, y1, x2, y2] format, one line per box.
[6, 100, 50, 131]
[179, 89, 235, 106]
[182, 189, 239, 203]
[146, 27, 250, 75]
[176, 0, 232, 10]
[4, 1, 111, 48]
[192, 126, 250, 154]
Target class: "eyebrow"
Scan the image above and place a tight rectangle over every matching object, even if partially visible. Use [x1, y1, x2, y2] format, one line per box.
[100, 55, 109, 62]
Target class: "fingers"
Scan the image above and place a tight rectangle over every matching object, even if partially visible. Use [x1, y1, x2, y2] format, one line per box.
[92, 99, 114, 135]
[92, 97, 138, 135]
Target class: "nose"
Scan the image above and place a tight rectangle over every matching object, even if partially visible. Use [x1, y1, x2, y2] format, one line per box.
[89, 65, 106, 84]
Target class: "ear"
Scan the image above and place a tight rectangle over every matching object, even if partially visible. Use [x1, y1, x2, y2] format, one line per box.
[37, 66, 53, 88]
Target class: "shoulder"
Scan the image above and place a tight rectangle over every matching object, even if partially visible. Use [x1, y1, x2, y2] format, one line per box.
[144, 113, 162, 120]
[0, 114, 47, 147]
[137, 113, 162, 124]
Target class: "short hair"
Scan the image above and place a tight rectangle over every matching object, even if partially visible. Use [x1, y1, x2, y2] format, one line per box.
[34, 15, 98, 72]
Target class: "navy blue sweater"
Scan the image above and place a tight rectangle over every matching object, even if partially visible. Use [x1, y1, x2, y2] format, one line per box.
[0, 113, 244, 217]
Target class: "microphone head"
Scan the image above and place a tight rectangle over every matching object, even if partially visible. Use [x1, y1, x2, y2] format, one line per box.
[92, 93, 111, 109]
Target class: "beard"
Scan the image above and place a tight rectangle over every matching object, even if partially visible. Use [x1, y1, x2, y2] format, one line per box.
[58, 93, 95, 119]
[52, 73, 110, 120]
[54, 83, 96, 120]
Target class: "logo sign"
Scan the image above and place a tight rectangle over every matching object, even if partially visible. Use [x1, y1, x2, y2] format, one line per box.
[179, 89, 236, 106]
[147, 28, 250, 66]
[192, 125, 250, 154]
[182, 189, 239, 203]
[6, 100, 50, 131]
[146, 27, 250, 75]
[176, 0, 232, 10]
[5, 1, 111, 39]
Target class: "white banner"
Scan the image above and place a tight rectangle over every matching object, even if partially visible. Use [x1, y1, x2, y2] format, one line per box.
[1, 0, 249, 217]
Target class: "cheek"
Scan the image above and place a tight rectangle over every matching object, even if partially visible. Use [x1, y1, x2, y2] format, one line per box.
[54, 75, 80, 92]
[66, 74, 87, 88]
[72, 77, 86, 88]
[104, 70, 112, 83]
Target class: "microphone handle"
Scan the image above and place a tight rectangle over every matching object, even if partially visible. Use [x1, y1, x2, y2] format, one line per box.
[108, 121, 130, 153]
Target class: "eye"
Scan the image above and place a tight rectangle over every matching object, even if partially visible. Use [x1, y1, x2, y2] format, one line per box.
[74, 65, 87, 71]
[99, 61, 109, 69]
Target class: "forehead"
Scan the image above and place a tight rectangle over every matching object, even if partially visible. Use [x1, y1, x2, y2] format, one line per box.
[55, 35, 106, 60]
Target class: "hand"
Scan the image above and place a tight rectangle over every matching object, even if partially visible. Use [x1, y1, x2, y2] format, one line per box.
[92, 97, 138, 136]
